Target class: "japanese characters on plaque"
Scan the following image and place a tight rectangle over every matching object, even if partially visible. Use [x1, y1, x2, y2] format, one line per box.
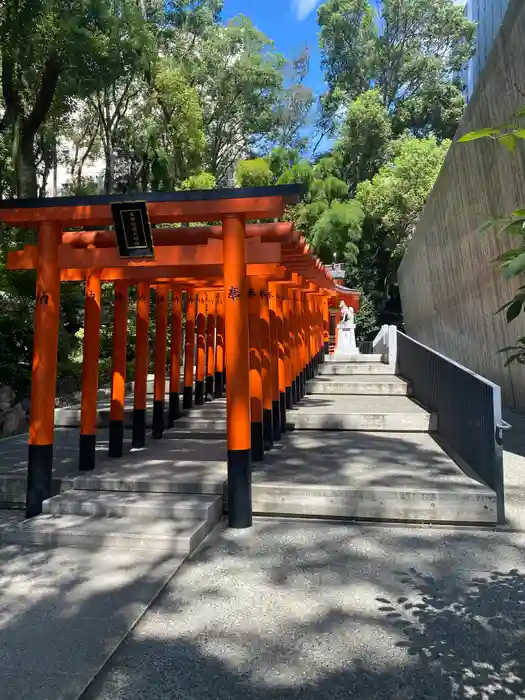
[111, 201, 154, 259]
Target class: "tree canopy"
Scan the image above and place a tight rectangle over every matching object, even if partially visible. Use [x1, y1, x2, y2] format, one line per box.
[0, 0, 472, 397]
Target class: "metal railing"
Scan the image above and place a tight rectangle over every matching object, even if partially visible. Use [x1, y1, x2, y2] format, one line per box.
[396, 331, 506, 524]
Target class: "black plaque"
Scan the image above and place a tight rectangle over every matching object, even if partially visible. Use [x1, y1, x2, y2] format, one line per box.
[111, 201, 154, 259]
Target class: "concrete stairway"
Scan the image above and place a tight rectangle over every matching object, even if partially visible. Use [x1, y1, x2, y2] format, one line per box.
[250, 353, 498, 525]
[54, 374, 184, 428]
[3, 485, 223, 553]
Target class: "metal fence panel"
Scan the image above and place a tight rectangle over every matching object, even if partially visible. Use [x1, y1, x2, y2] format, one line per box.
[397, 331, 505, 522]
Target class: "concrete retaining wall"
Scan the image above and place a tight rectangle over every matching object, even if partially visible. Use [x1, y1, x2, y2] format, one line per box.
[398, 0, 525, 410]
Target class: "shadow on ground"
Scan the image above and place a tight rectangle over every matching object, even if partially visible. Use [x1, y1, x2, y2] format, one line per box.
[78, 519, 525, 700]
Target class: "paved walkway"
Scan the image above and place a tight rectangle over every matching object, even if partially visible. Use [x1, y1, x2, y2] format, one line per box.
[81, 519, 525, 700]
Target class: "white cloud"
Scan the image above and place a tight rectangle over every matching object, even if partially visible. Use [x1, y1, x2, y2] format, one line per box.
[292, 0, 321, 21]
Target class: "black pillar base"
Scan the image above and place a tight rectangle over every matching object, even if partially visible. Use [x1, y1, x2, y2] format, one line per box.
[279, 392, 287, 434]
[108, 419, 124, 458]
[263, 408, 273, 450]
[227, 449, 252, 528]
[251, 421, 264, 462]
[26, 444, 53, 518]
[286, 386, 293, 410]
[152, 399, 164, 439]
[79, 434, 96, 472]
[292, 378, 299, 404]
[132, 408, 146, 448]
[300, 370, 306, 398]
[272, 399, 281, 441]
[195, 380, 204, 406]
[206, 375, 214, 400]
[168, 392, 180, 428]
[183, 385, 193, 410]
[214, 371, 223, 398]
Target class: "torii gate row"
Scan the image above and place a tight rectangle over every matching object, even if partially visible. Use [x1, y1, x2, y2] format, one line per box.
[0, 186, 360, 528]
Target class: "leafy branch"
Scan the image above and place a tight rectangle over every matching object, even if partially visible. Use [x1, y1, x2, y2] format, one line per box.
[458, 101, 525, 364]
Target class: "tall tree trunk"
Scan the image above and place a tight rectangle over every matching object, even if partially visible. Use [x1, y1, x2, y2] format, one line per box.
[103, 140, 114, 194]
[17, 132, 38, 199]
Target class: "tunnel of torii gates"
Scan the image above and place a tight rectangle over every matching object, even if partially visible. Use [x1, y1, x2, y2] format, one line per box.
[0, 186, 360, 529]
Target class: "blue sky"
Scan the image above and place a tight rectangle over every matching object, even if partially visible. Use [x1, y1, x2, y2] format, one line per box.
[222, 0, 326, 94]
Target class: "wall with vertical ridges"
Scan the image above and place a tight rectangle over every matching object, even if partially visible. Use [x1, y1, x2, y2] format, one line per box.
[398, 0, 525, 409]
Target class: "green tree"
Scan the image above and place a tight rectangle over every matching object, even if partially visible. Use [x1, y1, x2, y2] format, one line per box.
[181, 172, 217, 190]
[335, 89, 392, 192]
[311, 199, 364, 265]
[274, 47, 314, 151]
[356, 134, 450, 247]
[353, 134, 449, 317]
[193, 16, 285, 183]
[318, 0, 475, 140]
[236, 158, 274, 187]
[0, 0, 153, 197]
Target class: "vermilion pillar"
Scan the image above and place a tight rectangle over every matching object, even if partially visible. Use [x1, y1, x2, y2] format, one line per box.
[168, 286, 182, 427]
[206, 292, 216, 400]
[109, 281, 128, 458]
[183, 291, 196, 409]
[79, 269, 101, 472]
[152, 284, 168, 439]
[26, 222, 61, 518]
[215, 292, 225, 399]
[260, 282, 273, 450]
[290, 287, 300, 405]
[223, 214, 252, 528]
[282, 286, 293, 410]
[298, 286, 306, 398]
[305, 289, 313, 380]
[276, 289, 287, 434]
[132, 283, 150, 448]
[195, 292, 206, 405]
[268, 282, 281, 441]
[323, 296, 330, 357]
[248, 278, 264, 461]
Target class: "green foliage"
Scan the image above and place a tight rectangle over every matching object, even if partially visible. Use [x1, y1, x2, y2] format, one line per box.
[354, 291, 379, 342]
[236, 158, 274, 187]
[311, 200, 364, 265]
[356, 135, 450, 245]
[457, 103, 525, 365]
[335, 89, 392, 192]
[318, 0, 475, 140]
[181, 172, 217, 190]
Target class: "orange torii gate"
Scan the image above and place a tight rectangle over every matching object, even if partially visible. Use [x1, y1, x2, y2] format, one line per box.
[1, 186, 359, 529]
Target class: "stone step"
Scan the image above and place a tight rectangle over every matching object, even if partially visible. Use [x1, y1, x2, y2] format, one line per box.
[307, 375, 409, 395]
[326, 353, 383, 363]
[246, 484, 497, 524]
[54, 406, 170, 429]
[286, 396, 435, 432]
[73, 465, 226, 495]
[1, 510, 220, 552]
[318, 363, 396, 376]
[42, 491, 223, 520]
[171, 418, 227, 434]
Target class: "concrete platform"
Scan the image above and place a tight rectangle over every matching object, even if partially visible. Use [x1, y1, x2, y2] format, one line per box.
[251, 431, 497, 523]
[307, 375, 409, 395]
[325, 353, 383, 362]
[43, 491, 222, 519]
[318, 362, 396, 375]
[287, 395, 436, 432]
